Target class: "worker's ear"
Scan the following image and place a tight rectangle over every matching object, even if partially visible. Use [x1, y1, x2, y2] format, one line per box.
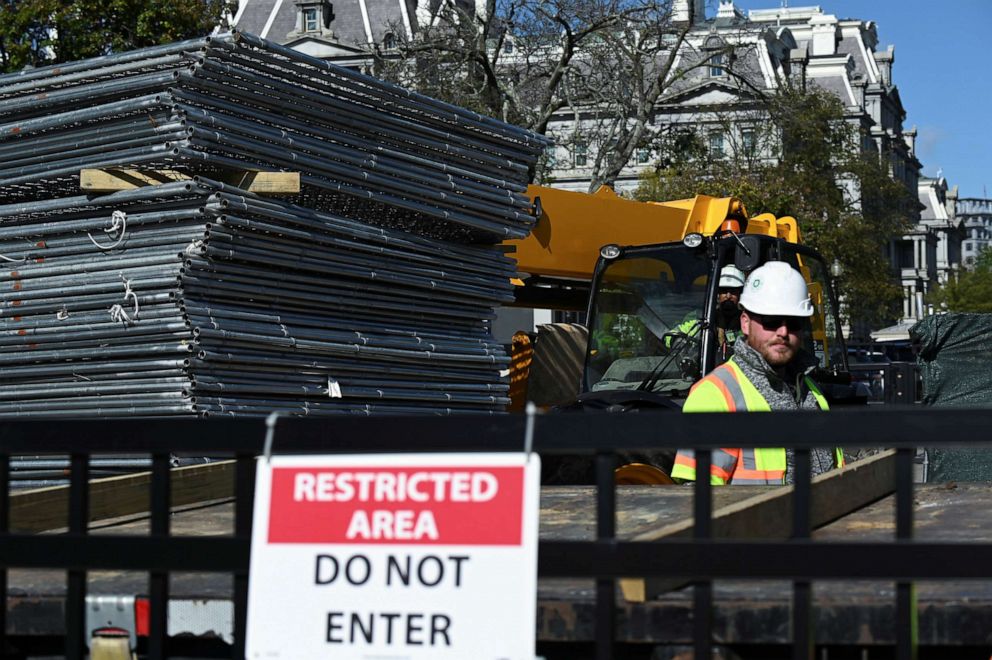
[739, 310, 751, 336]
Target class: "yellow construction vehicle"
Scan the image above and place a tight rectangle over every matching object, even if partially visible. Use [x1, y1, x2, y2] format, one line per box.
[503, 184, 857, 478]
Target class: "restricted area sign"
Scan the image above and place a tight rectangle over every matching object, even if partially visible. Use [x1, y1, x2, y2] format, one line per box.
[246, 452, 541, 660]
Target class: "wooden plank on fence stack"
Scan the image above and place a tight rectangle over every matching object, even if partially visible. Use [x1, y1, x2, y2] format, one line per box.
[10, 460, 236, 533]
[79, 168, 300, 194]
[619, 449, 897, 601]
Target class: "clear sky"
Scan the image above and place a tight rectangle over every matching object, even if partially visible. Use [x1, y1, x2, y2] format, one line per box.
[732, 0, 992, 200]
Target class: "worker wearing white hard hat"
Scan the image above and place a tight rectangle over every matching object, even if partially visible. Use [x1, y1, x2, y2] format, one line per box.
[671, 261, 843, 485]
[714, 265, 745, 359]
[737, 260, 813, 367]
[664, 264, 745, 356]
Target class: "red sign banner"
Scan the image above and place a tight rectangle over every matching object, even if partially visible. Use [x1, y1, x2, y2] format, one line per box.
[267, 466, 525, 545]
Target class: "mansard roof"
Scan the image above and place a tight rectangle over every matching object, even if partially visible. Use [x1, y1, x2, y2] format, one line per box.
[234, 0, 412, 49]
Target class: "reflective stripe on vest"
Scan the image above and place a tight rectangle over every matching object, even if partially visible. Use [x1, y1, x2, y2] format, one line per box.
[709, 365, 748, 411]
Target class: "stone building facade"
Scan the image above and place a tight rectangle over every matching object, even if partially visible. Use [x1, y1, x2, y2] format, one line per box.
[957, 198, 992, 267]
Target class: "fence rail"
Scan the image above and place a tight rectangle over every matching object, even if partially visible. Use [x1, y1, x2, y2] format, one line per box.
[1, 408, 990, 660]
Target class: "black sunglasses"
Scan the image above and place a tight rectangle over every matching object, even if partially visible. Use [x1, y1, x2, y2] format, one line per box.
[749, 313, 805, 332]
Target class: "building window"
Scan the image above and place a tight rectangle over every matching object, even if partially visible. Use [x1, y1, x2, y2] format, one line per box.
[636, 148, 650, 165]
[303, 7, 319, 31]
[383, 32, 396, 49]
[708, 131, 724, 158]
[573, 143, 588, 168]
[544, 146, 557, 170]
[741, 129, 756, 156]
[965, 241, 972, 252]
[897, 240, 914, 269]
[709, 53, 726, 78]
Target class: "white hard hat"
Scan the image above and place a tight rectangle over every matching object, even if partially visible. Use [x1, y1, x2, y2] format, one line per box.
[739, 261, 813, 317]
[718, 265, 745, 288]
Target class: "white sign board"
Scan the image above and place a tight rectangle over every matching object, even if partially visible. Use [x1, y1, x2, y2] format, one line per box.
[246, 452, 541, 660]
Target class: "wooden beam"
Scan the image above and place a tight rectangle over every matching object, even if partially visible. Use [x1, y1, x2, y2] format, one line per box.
[619, 449, 897, 601]
[10, 460, 236, 533]
[79, 168, 301, 194]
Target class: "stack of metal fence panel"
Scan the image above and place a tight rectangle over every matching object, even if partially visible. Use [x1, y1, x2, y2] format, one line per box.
[0, 180, 517, 416]
[0, 30, 545, 242]
[0, 32, 548, 417]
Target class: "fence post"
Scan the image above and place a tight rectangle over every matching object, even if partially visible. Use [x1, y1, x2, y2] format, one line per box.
[594, 451, 616, 660]
[693, 450, 712, 660]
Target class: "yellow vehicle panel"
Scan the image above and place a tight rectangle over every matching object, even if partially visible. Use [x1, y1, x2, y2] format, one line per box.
[505, 185, 800, 281]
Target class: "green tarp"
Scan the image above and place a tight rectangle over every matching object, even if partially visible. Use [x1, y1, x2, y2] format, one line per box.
[912, 313, 992, 481]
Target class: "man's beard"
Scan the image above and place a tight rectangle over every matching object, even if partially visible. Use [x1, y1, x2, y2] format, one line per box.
[750, 335, 798, 367]
[716, 300, 739, 329]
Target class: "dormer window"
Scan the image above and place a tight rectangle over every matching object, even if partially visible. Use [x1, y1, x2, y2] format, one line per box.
[383, 32, 396, 50]
[708, 53, 726, 77]
[295, 1, 333, 34]
[303, 7, 319, 31]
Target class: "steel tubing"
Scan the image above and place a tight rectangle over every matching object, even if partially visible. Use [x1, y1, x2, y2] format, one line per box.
[196, 44, 539, 167]
[179, 263, 498, 318]
[179, 135, 532, 238]
[199, 233, 513, 302]
[188, 317, 502, 357]
[192, 347, 501, 378]
[0, 94, 171, 141]
[0, 36, 213, 89]
[0, 180, 202, 216]
[181, 303, 501, 346]
[227, 31, 543, 150]
[0, 112, 179, 161]
[201, 222, 514, 291]
[0, 359, 188, 381]
[208, 190, 518, 274]
[0, 54, 190, 98]
[179, 278, 497, 329]
[170, 85, 531, 182]
[0, 41, 537, 415]
[0, 37, 546, 240]
[0, 69, 183, 119]
[177, 100, 528, 194]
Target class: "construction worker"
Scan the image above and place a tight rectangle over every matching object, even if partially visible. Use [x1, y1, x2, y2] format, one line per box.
[665, 265, 745, 359]
[670, 261, 843, 485]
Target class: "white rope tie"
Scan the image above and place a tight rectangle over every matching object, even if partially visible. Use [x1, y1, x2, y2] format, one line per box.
[0, 252, 26, 263]
[109, 274, 139, 325]
[88, 210, 128, 250]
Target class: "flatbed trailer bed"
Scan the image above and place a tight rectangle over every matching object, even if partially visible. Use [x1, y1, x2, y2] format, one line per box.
[7, 484, 992, 657]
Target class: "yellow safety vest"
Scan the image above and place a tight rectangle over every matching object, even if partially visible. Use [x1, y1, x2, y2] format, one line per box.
[670, 359, 842, 485]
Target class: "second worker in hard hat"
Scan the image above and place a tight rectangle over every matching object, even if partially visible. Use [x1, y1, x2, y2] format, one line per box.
[665, 264, 744, 361]
[670, 261, 844, 485]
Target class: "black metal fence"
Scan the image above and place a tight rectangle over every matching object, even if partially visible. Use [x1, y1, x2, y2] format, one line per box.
[1, 409, 991, 659]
